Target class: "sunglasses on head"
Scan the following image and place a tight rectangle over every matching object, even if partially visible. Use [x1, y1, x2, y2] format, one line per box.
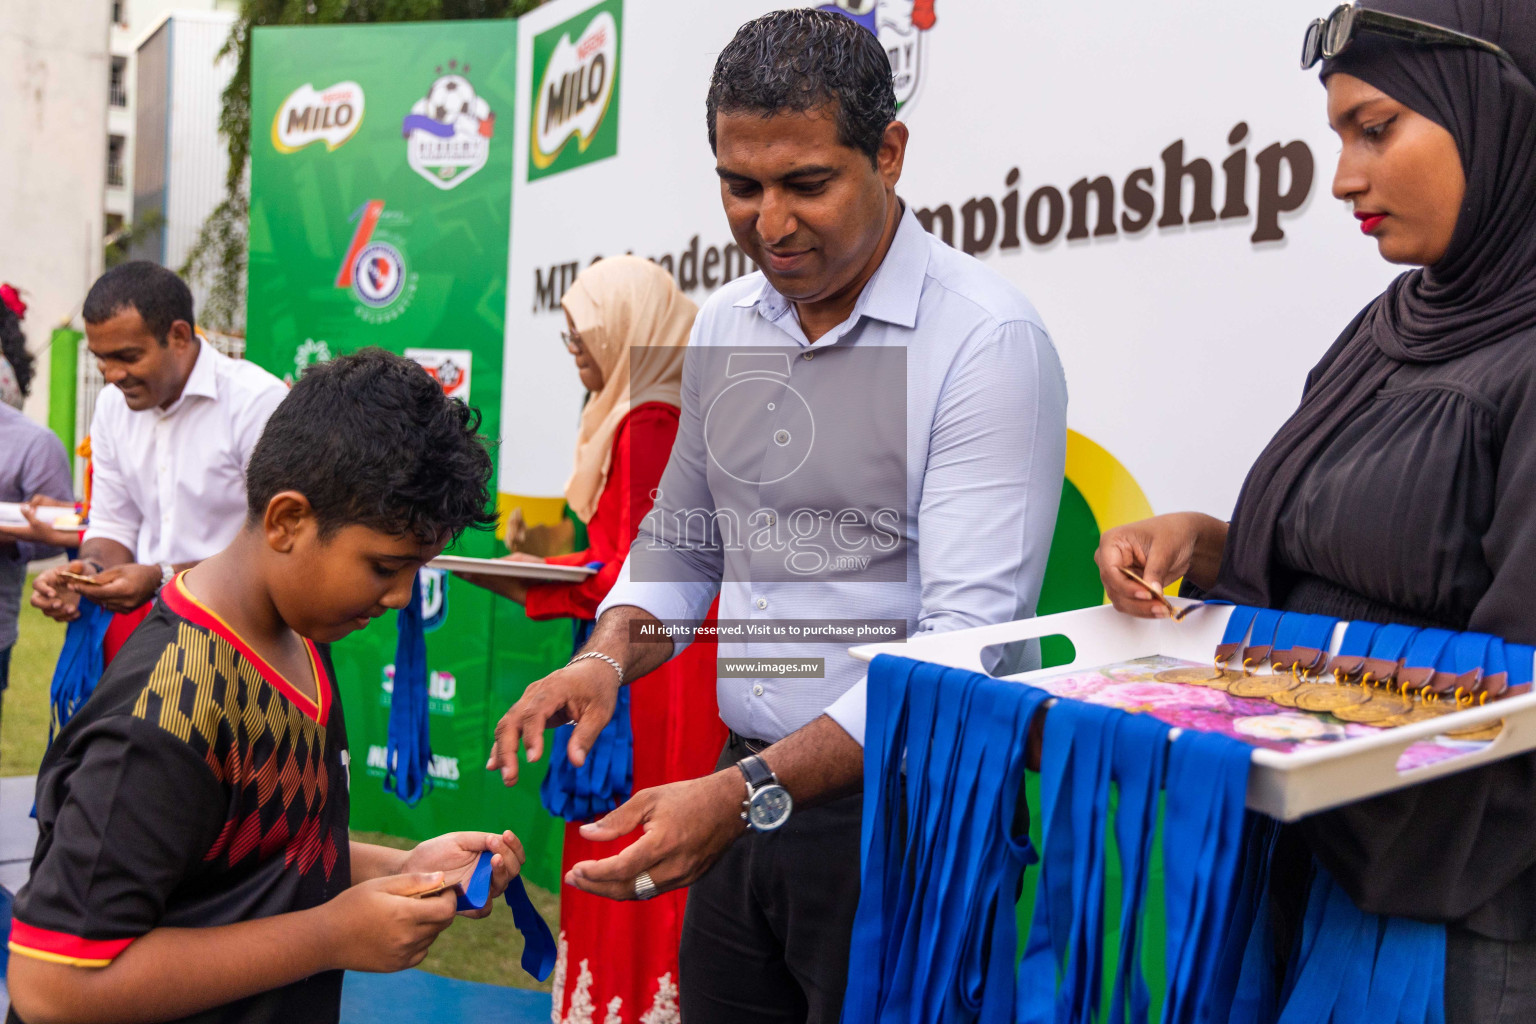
[1302, 4, 1516, 72]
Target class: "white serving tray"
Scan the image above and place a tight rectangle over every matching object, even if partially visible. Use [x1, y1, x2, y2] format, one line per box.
[430, 554, 596, 583]
[0, 501, 80, 530]
[849, 601, 1536, 821]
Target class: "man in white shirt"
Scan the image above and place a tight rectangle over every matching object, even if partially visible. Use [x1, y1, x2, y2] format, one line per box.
[33, 262, 286, 629]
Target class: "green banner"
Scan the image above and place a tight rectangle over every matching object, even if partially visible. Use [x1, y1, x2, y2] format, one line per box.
[48, 327, 81, 469]
[247, 19, 568, 890]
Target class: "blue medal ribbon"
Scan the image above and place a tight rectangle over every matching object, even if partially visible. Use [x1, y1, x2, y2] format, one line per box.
[37, 597, 114, 818]
[505, 875, 558, 981]
[1506, 641, 1535, 695]
[1367, 623, 1419, 663]
[1399, 628, 1457, 694]
[385, 571, 432, 805]
[540, 686, 633, 821]
[845, 656, 1052, 1024]
[1276, 868, 1445, 1024]
[1327, 621, 1381, 678]
[1268, 613, 1313, 665]
[1280, 614, 1340, 672]
[1017, 699, 1120, 1024]
[540, 592, 634, 822]
[1161, 730, 1254, 1024]
[844, 654, 918, 1019]
[1216, 606, 1262, 664]
[1243, 608, 1285, 668]
[1447, 633, 1491, 675]
[1402, 629, 1457, 671]
[1357, 623, 1420, 688]
[1107, 713, 1170, 1024]
[48, 596, 112, 744]
[1221, 606, 1261, 645]
[447, 850, 557, 981]
[1437, 632, 1488, 698]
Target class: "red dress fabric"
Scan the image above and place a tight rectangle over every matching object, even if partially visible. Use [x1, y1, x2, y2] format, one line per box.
[103, 603, 154, 667]
[525, 402, 726, 1024]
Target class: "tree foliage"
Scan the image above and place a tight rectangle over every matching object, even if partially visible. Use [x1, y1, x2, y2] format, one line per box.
[185, 0, 547, 332]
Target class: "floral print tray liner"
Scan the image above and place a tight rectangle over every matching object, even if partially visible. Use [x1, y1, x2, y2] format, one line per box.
[1025, 655, 1492, 773]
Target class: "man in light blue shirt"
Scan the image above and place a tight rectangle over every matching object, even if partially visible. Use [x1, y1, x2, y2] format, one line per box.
[488, 10, 1067, 1020]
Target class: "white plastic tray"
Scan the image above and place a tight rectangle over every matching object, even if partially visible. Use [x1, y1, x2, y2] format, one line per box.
[849, 601, 1536, 821]
[430, 554, 595, 583]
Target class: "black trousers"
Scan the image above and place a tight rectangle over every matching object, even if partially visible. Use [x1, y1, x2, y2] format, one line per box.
[1445, 926, 1536, 1024]
[678, 736, 863, 1024]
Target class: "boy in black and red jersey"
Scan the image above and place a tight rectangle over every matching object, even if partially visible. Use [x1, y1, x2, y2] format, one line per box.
[6, 349, 522, 1024]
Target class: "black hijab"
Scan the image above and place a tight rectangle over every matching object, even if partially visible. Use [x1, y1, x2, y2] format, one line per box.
[1214, 0, 1536, 606]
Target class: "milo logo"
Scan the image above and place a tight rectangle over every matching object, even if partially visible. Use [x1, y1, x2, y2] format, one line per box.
[272, 81, 365, 153]
[529, 0, 622, 180]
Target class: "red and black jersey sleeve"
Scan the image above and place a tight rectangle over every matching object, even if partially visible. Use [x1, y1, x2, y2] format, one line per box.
[10, 713, 226, 966]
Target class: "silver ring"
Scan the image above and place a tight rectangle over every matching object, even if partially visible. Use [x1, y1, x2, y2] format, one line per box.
[633, 871, 659, 901]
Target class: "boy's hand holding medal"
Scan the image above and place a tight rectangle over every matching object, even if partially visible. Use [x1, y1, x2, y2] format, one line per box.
[396, 830, 526, 918]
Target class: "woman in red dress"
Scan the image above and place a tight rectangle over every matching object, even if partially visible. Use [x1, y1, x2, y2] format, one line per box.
[466, 256, 724, 1024]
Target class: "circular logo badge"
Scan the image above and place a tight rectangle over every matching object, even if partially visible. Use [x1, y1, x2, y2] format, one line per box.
[703, 376, 816, 486]
[351, 242, 407, 308]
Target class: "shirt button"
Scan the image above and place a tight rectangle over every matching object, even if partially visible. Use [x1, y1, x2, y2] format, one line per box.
[755, 598, 767, 610]
[766, 514, 776, 526]
[802, 351, 814, 361]
[752, 684, 764, 697]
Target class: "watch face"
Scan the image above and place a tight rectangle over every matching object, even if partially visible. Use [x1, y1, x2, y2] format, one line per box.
[749, 785, 793, 831]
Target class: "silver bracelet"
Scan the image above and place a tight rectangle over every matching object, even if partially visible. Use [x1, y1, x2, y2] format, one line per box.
[568, 650, 624, 686]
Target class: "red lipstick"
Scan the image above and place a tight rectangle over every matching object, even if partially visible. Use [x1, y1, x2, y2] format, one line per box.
[1357, 212, 1387, 235]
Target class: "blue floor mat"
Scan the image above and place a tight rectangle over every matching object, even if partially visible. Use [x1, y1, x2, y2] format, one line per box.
[341, 969, 550, 1024]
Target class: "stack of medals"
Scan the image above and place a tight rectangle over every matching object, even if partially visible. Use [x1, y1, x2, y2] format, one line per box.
[1152, 614, 1529, 740]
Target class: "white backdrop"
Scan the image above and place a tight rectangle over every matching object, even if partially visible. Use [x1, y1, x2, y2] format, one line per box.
[501, 0, 1400, 524]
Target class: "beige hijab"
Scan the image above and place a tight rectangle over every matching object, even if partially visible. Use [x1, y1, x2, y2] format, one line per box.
[561, 256, 697, 523]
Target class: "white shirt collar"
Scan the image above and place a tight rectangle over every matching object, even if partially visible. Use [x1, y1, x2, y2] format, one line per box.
[157, 336, 218, 417]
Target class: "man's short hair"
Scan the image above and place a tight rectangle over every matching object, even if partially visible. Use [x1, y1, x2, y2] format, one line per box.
[246, 348, 497, 543]
[706, 9, 897, 165]
[82, 261, 196, 344]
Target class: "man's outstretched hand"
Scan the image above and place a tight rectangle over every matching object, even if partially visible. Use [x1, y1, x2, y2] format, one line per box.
[564, 770, 745, 900]
[486, 658, 620, 787]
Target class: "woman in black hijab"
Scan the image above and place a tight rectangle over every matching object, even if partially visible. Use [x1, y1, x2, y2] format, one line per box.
[1097, 0, 1536, 1016]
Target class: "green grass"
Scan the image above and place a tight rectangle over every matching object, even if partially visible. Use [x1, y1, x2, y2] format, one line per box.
[2, 576, 559, 993]
[351, 831, 558, 992]
[2, 573, 64, 777]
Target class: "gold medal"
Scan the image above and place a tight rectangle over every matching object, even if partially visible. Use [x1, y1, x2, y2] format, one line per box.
[1153, 667, 1244, 691]
[1444, 720, 1504, 741]
[1155, 667, 1225, 685]
[1374, 702, 1451, 729]
[1228, 673, 1298, 699]
[1331, 698, 1407, 725]
[1294, 684, 1370, 713]
[1270, 686, 1301, 708]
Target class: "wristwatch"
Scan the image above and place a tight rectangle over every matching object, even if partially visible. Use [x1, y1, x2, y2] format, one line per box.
[158, 562, 175, 591]
[736, 755, 793, 832]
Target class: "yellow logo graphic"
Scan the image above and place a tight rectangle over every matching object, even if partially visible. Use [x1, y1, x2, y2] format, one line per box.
[272, 81, 365, 153]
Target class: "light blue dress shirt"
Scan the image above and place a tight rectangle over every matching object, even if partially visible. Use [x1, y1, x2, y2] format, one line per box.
[598, 203, 1068, 745]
